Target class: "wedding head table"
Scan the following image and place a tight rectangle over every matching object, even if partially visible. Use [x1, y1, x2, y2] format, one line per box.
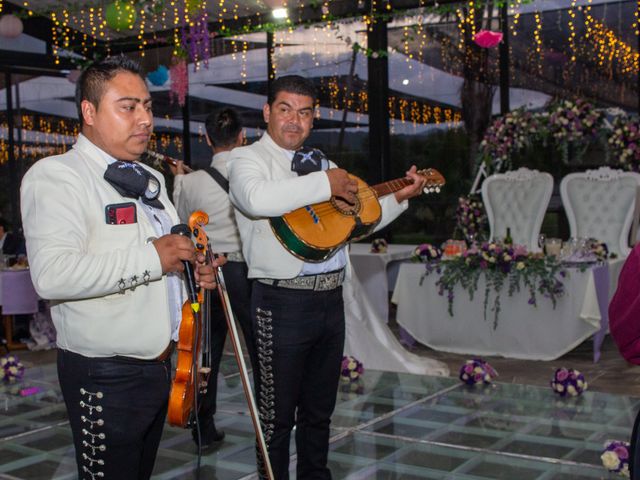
[391, 259, 623, 361]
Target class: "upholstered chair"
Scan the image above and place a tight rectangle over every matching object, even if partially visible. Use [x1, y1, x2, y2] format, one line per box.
[481, 168, 553, 252]
[560, 167, 640, 257]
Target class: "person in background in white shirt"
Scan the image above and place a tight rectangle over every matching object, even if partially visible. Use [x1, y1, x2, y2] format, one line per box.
[228, 75, 427, 479]
[20, 55, 219, 480]
[172, 107, 256, 448]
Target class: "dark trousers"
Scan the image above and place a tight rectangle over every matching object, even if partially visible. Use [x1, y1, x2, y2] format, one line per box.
[252, 282, 345, 480]
[631, 408, 640, 478]
[197, 261, 256, 431]
[57, 349, 171, 480]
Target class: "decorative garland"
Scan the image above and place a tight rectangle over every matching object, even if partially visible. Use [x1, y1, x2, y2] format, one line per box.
[477, 98, 638, 175]
[422, 241, 566, 329]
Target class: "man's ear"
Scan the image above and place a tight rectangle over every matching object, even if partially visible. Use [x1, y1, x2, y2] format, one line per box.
[235, 129, 244, 147]
[262, 103, 270, 124]
[81, 100, 96, 126]
[205, 133, 212, 147]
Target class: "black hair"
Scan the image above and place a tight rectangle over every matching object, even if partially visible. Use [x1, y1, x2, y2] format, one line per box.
[75, 55, 144, 123]
[205, 108, 243, 148]
[0, 217, 9, 231]
[268, 75, 317, 106]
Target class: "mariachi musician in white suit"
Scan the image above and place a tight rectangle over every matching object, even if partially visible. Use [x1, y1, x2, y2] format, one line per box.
[20, 56, 219, 480]
[228, 75, 426, 479]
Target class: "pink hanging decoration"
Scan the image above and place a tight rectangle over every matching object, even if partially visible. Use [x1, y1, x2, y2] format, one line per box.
[169, 59, 188, 107]
[473, 30, 503, 48]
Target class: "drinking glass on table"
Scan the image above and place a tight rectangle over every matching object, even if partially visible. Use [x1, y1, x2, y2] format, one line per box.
[545, 238, 562, 257]
[538, 234, 546, 253]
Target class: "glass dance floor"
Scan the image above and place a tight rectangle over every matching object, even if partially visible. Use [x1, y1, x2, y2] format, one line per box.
[0, 355, 636, 479]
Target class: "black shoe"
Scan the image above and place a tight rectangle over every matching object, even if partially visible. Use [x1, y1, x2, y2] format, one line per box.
[192, 423, 225, 448]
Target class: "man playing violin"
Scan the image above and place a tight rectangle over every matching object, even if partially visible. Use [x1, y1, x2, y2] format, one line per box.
[228, 75, 426, 479]
[20, 55, 221, 480]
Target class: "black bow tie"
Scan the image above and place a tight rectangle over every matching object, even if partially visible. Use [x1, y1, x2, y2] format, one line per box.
[291, 146, 329, 176]
[104, 161, 164, 209]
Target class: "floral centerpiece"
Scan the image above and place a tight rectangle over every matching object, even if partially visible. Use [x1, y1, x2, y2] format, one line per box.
[459, 359, 498, 385]
[454, 195, 488, 243]
[550, 367, 588, 397]
[601, 440, 630, 477]
[0, 354, 25, 383]
[370, 238, 388, 253]
[340, 355, 364, 382]
[609, 114, 640, 172]
[478, 108, 543, 172]
[424, 241, 566, 329]
[546, 98, 604, 162]
[412, 243, 442, 263]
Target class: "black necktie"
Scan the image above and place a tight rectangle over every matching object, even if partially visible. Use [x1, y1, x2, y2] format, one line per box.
[291, 146, 329, 176]
[104, 161, 164, 209]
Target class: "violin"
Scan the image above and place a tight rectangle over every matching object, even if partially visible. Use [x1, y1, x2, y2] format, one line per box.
[187, 210, 274, 480]
[144, 150, 193, 173]
[167, 223, 211, 428]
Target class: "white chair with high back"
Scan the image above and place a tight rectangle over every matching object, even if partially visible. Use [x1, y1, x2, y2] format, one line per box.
[481, 168, 553, 252]
[560, 167, 640, 257]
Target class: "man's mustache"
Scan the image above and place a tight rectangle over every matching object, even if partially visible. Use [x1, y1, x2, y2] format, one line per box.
[283, 124, 303, 133]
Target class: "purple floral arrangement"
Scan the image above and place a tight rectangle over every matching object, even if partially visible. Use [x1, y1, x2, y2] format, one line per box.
[341, 355, 364, 382]
[426, 241, 566, 329]
[459, 359, 498, 385]
[547, 98, 603, 144]
[454, 195, 487, 243]
[0, 354, 25, 383]
[550, 367, 588, 397]
[479, 108, 542, 172]
[609, 114, 640, 172]
[601, 440, 630, 477]
[370, 238, 388, 253]
[412, 243, 442, 263]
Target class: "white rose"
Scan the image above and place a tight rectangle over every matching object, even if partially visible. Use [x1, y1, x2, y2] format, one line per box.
[516, 262, 525, 270]
[601, 450, 621, 470]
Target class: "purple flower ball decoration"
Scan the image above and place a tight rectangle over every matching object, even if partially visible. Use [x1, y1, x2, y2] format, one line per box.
[601, 440, 630, 477]
[340, 355, 364, 382]
[550, 367, 587, 397]
[0, 354, 25, 383]
[459, 359, 498, 385]
[370, 238, 388, 254]
[412, 243, 442, 263]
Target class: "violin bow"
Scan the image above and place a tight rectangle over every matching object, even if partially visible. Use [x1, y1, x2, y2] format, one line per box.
[188, 211, 274, 480]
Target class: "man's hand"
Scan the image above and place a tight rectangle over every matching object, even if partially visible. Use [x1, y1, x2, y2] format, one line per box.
[194, 253, 225, 290]
[153, 234, 196, 273]
[326, 168, 358, 204]
[168, 160, 192, 176]
[394, 165, 427, 203]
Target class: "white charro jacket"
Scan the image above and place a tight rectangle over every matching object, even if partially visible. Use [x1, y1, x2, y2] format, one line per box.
[228, 133, 407, 279]
[20, 134, 181, 359]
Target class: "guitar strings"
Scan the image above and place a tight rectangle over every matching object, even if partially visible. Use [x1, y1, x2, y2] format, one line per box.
[283, 179, 442, 218]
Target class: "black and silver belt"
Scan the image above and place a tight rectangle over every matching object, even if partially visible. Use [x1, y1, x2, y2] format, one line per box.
[257, 269, 345, 292]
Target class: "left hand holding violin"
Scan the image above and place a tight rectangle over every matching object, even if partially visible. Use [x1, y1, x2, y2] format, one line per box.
[194, 252, 225, 290]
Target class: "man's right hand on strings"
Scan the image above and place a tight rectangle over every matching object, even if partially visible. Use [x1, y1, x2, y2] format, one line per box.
[326, 168, 358, 204]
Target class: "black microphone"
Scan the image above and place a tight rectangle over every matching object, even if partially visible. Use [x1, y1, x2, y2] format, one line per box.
[171, 224, 199, 307]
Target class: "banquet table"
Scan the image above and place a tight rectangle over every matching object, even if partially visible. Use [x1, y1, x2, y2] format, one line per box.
[348, 243, 415, 322]
[391, 259, 624, 361]
[0, 268, 39, 350]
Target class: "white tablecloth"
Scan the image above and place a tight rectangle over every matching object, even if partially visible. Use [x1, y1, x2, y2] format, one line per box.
[391, 260, 624, 361]
[342, 243, 449, 376]
[348, 243, 415, 321]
